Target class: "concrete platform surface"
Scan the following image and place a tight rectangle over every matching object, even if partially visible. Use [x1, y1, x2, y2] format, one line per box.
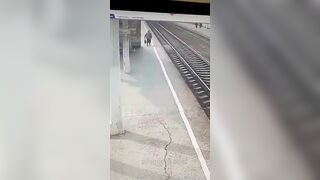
[110, 21, 210, 180]
[174, 22, 210, 39]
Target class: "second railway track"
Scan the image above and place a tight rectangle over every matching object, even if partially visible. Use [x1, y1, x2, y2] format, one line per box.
[148, 21, 210, 118]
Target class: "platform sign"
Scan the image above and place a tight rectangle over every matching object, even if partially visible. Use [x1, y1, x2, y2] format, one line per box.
[110, 10, 209, 23]
[111, 0, 209, 15]
[119, 28, 136, 35]
[110, 0, 209, 23]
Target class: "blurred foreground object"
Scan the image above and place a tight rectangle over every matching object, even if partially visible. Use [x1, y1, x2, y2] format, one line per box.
[0, 0, 109, 180]
[212, 0, 320, 179]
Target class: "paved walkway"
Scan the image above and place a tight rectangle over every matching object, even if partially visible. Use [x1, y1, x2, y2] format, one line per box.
[174, 22, 210, 39]
[110, 21, 209, 180]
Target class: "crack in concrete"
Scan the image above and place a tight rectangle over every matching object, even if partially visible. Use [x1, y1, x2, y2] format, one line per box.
[157, 119, 173, 180]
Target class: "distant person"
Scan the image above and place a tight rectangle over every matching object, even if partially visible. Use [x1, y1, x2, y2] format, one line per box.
[144, 30, 152, 46]
[199, 23, 202, 28]
[195, 23, 198, 28]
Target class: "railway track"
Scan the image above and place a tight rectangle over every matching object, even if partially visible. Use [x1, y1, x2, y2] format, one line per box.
[157, 22, 210, 62]
[148, 21, 210, 118]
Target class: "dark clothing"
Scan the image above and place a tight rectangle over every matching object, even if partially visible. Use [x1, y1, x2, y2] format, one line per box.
[144, 31, 152, 46]
[145, 32, 152, 40]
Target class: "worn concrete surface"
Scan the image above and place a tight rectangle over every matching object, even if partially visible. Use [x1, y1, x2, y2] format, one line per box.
[144, 21, 210, 167]
[175, 22, 210, 39]
[110, 21, 210, 180]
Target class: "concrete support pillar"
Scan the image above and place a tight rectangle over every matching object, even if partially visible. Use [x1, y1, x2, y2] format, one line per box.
[110, 19, 124, 135]
[122, 20, 131, 73]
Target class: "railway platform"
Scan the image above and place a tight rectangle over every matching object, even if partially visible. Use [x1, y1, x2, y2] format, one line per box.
[110, 21, 210, 179]
[174, 22, 210, 39]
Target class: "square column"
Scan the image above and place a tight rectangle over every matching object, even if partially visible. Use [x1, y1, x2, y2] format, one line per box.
[122, 20, 131, 73]
[110, 19, 124, 135]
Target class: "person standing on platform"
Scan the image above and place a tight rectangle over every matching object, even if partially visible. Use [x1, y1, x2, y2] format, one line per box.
[144, 30, 152, 46]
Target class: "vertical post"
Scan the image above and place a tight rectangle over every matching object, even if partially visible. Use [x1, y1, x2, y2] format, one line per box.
[122, 20, 131, 73]
[110, 19, 124, 135]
